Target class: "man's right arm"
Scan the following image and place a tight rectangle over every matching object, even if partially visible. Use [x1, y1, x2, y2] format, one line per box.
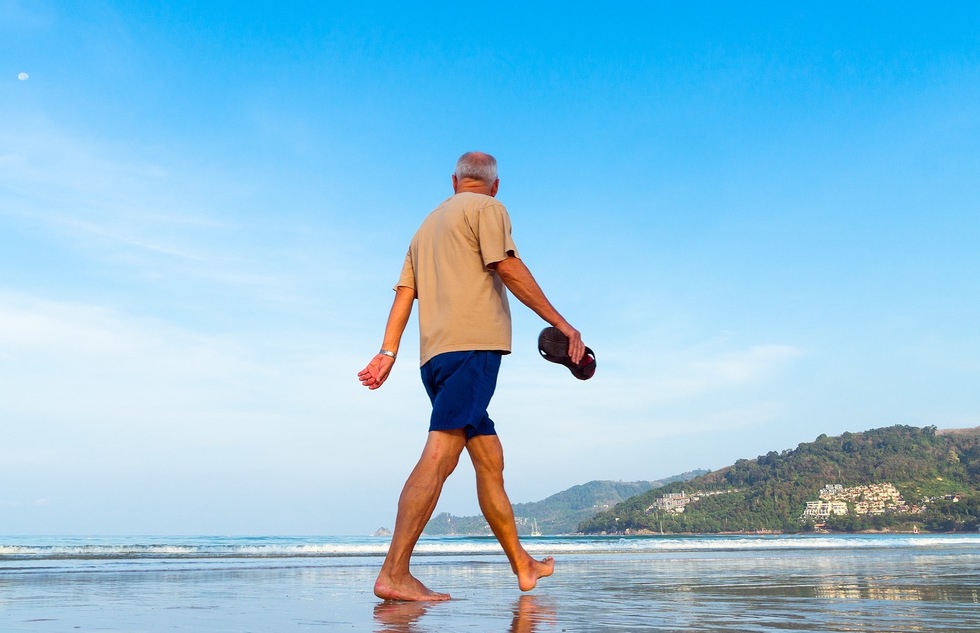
[491, 256, 585, 364]
[357, 285, 416, 390]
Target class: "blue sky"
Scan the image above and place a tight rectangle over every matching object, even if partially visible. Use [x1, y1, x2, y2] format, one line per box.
[2, 1, 978, 535]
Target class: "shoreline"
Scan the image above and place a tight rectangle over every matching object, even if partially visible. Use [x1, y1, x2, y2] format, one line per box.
[3, 539, 978, 632]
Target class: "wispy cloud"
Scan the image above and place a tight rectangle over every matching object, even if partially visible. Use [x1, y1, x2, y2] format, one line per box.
[489, 339, 806, 481]
[501, 338, 805, 410]
[0, 290, 405, 475]
[0, 293, 260, 424]
[1, 124, 234, 258]
[666, 343, 805, 396]
[0, 120, 365, 313]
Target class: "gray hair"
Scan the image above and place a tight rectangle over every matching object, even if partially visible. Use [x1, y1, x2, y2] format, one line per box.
[454, 152, 498, 184]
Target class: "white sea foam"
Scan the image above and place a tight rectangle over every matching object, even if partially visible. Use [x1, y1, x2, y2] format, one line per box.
[2, 534, 978, 561]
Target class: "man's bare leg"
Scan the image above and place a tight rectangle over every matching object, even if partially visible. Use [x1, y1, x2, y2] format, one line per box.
[466, 434, 555, 591]
[375, 430, 468, 601]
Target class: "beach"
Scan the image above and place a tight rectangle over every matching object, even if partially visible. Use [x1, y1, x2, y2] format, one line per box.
[2, 534, 978, 632]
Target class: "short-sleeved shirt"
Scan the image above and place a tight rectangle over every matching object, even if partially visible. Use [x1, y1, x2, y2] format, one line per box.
[397, 192, 520, 366]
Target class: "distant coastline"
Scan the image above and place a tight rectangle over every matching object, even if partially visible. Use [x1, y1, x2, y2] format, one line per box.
[581, 425, 980, 535]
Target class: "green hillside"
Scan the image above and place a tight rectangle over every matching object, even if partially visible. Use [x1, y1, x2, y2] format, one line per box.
[579, 425, 980, 534]
[424, 470, 708, 536]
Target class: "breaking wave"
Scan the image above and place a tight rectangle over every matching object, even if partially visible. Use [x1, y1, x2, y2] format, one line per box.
[2, 533, 978, 561]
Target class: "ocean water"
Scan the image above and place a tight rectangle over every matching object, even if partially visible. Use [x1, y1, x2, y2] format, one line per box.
[2, 533, 978, 632]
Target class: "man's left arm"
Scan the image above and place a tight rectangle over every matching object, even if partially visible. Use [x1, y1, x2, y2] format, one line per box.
[491, 256, 585, 364]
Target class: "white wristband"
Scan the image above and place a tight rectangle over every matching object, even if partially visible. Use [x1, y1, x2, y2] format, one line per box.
[379, 349, 396, 359]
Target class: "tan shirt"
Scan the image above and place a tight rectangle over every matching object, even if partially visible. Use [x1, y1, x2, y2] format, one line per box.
[397, 192, 520, 366]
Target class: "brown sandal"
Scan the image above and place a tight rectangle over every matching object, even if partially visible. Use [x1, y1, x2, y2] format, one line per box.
[538, 327, 596, 380]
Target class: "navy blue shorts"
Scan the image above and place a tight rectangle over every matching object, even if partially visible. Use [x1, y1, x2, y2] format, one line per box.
[420, 351, 502, 439]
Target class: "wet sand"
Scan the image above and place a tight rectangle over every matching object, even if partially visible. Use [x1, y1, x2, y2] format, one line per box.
[2, 548, 978, 632]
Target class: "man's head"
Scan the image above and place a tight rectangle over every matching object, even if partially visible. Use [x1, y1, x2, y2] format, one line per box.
[452, 151, 499, 197]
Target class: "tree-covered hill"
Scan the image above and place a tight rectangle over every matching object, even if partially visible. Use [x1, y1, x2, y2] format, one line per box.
[424, 470, 708, 536]
[579, 425, 980, 534]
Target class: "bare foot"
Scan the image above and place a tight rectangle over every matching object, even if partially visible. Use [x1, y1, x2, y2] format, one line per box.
[374, 572, 451, 602]
[516, 556, 555, 592]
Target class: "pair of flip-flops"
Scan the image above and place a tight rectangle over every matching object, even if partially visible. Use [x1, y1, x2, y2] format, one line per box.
[538, 327, 596, 380]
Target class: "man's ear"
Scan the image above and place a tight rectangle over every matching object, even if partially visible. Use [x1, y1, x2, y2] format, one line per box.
[452, 174, 459, 193]
[490, 179, 499, 197]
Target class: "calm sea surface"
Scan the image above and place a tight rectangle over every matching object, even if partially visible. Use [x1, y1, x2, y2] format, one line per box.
[2, 534, 978, 632]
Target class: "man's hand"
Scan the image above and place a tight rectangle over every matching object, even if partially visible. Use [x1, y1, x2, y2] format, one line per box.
[358, 354, 396, 390]
[556, 322, 586, 365]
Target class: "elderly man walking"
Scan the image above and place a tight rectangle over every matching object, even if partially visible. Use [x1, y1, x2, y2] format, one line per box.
[358, 151, 586, 601]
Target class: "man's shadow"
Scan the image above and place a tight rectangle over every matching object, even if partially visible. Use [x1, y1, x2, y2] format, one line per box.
[373, 595, 557, 633]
